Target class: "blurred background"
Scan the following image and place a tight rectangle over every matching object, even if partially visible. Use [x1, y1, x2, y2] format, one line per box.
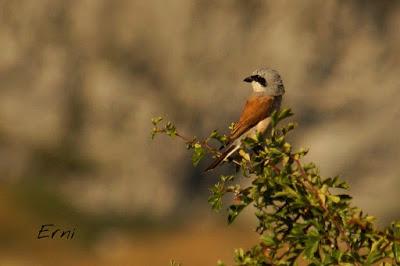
[0, 0, 399, 265]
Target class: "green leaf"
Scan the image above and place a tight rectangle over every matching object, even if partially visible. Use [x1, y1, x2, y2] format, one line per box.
[209, 130, 228, 145]
[282, 142, 291, 153]
[227, 204, 247, 224]
[393, 242, 400, 263]
[260, 234, 276, 246]
[239, 149, 251, 161]
[151, 128, 157, 140]
[277, 108, 294, 122]
[392, 221, 400, 238]
[234, 248, 245, 260]
[169, 259, 181, 266]
[220, 175, 235, 182]
[208, 182, 224, 211]
[151, 116, 163, 125]
[327, 195, 341, 203]
[338, 194, 352, 202]
[365, 215, 376, 223]
[323, 175, 350, 190]
[282, 122, 296, 134]
[192, 143, 205, 166]
[304, 231, 320, 261]
[366, 237, 386, 265]
[216, 260, 225, 266]
[270, 110, 279, 127]
[288, 223, 308, 239]
[273, 186, 298, 199]
[165, 121, 177, 137]
[268, 147, 282, 156]
[330, 250, 343, 263]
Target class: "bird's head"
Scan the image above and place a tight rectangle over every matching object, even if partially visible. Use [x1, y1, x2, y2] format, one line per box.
[243, 68, 285, 96]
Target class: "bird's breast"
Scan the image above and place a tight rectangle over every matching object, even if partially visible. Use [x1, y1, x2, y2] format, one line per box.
[256, 117, 272, 133]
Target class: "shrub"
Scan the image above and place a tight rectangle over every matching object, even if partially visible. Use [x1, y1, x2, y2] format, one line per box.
[152, 109, 400, 265]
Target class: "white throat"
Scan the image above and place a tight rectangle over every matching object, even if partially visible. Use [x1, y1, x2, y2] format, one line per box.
[251, 81, 267, 93]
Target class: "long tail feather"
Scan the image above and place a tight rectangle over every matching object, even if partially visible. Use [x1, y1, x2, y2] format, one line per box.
[204, 145, 238, 172]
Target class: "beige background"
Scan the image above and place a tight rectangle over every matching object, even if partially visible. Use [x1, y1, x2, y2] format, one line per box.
[0, 1, 399, 265]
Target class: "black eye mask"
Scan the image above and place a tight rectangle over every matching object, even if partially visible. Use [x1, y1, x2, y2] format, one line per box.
[251, 75, 267, 87]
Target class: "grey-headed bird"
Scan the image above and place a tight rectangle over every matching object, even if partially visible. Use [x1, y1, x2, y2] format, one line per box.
[205, 68, 285, 171]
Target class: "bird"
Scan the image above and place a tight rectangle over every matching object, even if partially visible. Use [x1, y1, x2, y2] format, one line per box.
[204, 68, 285, 172]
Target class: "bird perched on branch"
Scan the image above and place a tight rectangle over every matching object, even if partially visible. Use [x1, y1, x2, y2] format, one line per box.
[204, 68, 285, 171]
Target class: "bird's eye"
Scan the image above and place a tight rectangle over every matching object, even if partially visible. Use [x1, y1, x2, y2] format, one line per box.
[251, 75, 267, 87]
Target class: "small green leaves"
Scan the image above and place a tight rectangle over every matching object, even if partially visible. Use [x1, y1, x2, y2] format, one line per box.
[150, 116, 177, 139]
[209, 182, 224, 211]
[208, 175, 235, 211]
[273, 186, 298, 199]
[233, 246, 267, 266]
[227, 187, 254, 224]
[390, 222, 400, 263]
[303, 230, 321, 261]
[271, 108, 294, 127]
[192, 143, 205, 166]
[151, 109, 398, 266]
[151, 116, 163, 126]
[365, 237, 387, 265]
[260, 234, 276, 247]
[393, 242, 400, 264]
[282, 122, 297, 134]
[327, 194, 341, 203]
[228, 204, 247, 224]
[239, 149, 251, 161]
[278, 108, 294, 121]
[296, 147, 309, 157]
[169, 259, 181, 266]
[209, 130, 229, 145]
[270, 111, 279, 128]
[165, 121, 177, 137]
[391, 221, 400, 238]
[216, 260, 226, 266]
[323, 175, 350, 189]
[151, 116, 163, 139]
[220, 175, 235, 182]
[151, 129, 157, 140]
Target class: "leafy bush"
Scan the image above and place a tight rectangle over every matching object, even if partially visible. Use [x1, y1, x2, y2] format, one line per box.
[152, 109, 400, 265]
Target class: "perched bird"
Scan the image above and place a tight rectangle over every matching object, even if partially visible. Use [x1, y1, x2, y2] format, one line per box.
[204, 68, 285, 171]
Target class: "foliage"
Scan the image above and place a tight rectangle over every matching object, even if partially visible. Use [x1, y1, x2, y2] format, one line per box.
[152, 109, 400, 265]
[170, 259, 182, 266]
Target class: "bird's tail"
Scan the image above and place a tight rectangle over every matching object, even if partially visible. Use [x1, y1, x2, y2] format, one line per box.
[204, 145, 239, 172]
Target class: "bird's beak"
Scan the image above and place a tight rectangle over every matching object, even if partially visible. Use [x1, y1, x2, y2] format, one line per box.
[243, 76, 253, 83]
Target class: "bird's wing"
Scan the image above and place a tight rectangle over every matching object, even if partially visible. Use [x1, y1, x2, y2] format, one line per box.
[204, 95, 279, 172]
[229, 95, 275, 142]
